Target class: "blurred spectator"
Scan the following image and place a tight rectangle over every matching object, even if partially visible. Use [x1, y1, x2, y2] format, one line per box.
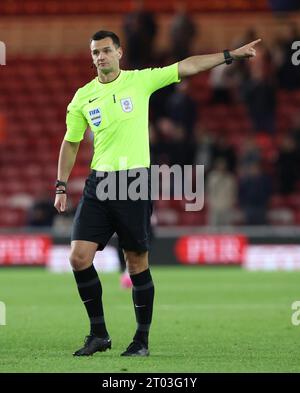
[155, 117, 193, 166]
[150, 84, 175, 122]
[238, 162, 272, 225]
[165, 79, 198, 140]
[169, 1, 196, 61]
[27, 195, 57, 227]
[209, 64, 233, 104]
[275, 135, 299, 195]
[193, 126, 215, 173]
[149, 123, 161, 165]
[273, 24, 300, 90]
[153, 118, 194, 199]
[123, 0, 157, 68]
[290, 113, 300, 152]
[231, 28, 258, 49]
[212, 135, 237, 173]
[241, 47, 277, 134]
[206, 158, 237, 226]
[229, 29, 258, 102]
[239, 135, 261, 168]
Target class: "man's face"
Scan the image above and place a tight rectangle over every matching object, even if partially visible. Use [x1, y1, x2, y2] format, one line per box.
[90, 37, 122, 74]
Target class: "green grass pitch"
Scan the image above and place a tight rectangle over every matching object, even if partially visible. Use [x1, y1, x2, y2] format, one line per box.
[0, 266, 300, 373]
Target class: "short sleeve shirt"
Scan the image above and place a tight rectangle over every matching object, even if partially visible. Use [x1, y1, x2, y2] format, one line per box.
[65, 63, 180, 171]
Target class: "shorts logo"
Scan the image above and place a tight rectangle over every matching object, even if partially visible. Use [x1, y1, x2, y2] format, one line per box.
[89, 108, 102, 127]
[120, 98, 133, 113]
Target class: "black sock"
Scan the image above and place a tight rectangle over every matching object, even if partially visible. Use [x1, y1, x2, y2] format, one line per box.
[73, 265, 108, 338]
[130, 268, 154, 347]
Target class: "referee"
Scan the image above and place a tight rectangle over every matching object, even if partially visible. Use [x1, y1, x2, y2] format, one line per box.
[54, 30, 260, 357]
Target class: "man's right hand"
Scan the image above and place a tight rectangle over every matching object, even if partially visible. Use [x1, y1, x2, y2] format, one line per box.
[54, 193, 67, 213]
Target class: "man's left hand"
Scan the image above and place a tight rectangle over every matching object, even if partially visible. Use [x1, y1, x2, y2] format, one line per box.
[231, 38, 262, 60]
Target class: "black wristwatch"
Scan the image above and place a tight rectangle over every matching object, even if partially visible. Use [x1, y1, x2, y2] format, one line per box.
[55, 180, 67, 188]
[223, 49, 233, 65]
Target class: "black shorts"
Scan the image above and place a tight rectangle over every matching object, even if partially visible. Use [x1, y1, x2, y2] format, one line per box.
[71, 169, 153, 252]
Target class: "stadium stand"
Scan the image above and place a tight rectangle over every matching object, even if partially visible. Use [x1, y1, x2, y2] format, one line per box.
[1, 2, 300, 228]
[1, 54, 300, 227]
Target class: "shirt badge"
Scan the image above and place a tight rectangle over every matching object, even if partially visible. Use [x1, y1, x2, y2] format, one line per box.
[89, 108, 102, 127]
[120, 98, 133, 113]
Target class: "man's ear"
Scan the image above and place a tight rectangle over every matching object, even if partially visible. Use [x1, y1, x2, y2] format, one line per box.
[118, 47, 123, 59]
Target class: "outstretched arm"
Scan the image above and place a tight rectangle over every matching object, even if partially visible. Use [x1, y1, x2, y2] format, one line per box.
[178, 39, 261, 78]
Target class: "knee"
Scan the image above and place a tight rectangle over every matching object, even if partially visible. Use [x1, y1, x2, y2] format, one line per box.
[124, 250, 148, 275]
[69, 251, 90, 271]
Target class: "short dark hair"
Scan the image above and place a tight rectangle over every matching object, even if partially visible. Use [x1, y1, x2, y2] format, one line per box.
[90, 30, 120, 48]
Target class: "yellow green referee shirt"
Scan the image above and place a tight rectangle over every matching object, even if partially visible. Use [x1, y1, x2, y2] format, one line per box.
[64, 63, 181, 171]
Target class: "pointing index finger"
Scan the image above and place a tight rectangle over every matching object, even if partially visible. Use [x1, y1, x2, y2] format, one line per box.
[250, 38, 262, 46]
